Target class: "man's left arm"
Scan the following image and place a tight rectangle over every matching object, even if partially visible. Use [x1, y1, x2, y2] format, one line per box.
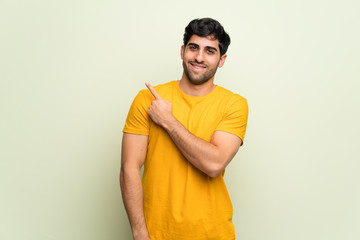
[145, 83, 243, 178]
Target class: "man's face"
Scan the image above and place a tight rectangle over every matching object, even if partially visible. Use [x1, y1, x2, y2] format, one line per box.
[181, 35, 227, 85]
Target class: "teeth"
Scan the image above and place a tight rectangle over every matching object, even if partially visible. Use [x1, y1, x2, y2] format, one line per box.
[191, 63, 205, 69]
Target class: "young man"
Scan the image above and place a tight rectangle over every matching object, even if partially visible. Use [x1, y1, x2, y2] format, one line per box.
[120, 18, 248, 240]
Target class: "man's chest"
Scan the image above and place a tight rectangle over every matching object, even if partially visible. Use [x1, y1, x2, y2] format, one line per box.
[171, 99, 226, 141]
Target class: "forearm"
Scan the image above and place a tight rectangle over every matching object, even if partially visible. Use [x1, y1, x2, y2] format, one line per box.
[120, 167, 150, 239]
[162, 118, 224, 178]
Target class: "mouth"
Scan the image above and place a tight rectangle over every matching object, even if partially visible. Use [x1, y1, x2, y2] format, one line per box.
[190, 62, 207, 71]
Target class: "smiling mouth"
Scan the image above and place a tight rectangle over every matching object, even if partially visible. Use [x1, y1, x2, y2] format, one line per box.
[190, 62, 207, 70]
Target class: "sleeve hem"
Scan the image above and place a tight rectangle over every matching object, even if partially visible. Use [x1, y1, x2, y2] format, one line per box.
[123, 128, 149, 136]
[214, 128, 245, 145]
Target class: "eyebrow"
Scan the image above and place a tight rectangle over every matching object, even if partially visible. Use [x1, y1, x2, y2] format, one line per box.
[187, 43, 218, 52]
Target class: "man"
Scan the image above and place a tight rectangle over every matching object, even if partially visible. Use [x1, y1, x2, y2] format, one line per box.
[120, 18, 248, 240]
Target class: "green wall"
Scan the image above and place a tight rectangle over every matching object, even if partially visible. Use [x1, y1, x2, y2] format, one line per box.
[1, 0, 359, 239]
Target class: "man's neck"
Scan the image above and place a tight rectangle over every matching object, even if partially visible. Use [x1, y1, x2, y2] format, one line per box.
[178, 74, 216, 97]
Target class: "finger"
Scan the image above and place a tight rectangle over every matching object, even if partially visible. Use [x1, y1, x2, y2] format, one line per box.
[145, 82, 162, 99]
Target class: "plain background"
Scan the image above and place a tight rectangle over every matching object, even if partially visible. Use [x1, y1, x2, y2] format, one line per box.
[1, 0, 359, 239]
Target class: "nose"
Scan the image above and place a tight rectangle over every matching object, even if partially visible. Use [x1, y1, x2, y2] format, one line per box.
[195, 49, 205, 63]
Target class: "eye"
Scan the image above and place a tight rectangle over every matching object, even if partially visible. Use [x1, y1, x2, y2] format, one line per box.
[207, 49, 215, 54]
[189, 46, 197, 50]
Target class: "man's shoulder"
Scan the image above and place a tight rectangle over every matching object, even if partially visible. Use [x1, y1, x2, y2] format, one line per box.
[153, 80, 177, 91]
[139, 81, 177, 95]
[215, 85, 247, 103]
[139, 81, 178, 101]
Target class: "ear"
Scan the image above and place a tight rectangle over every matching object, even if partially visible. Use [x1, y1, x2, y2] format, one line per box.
[180, 45, 185, 60]
[218, 54, 227, 68]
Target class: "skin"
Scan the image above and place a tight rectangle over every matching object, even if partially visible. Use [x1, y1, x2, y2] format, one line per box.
[179, 34, 227, 96]
[120, 133, 150, 240]
[120, 34, 242, 239]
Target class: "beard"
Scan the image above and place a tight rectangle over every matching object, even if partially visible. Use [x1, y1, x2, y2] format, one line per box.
[182, 60, 219, 85]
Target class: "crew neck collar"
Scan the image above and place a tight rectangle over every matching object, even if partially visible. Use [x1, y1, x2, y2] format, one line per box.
[175, 80, 218, 100]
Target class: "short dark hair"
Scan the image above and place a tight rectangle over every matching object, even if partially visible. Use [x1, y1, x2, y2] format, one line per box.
[183, 18, 231, 56]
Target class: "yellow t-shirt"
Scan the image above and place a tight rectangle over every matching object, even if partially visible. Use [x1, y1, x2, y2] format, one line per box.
[123, 81, 248, 240]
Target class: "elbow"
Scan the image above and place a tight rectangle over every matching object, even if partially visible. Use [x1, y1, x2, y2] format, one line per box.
[205, 162, 225, 178]
[207, 171, 221, 178]
[204, 154, 232, 178]
[202, 151, 228, 178]
[119, 166, 125, 187]
[119, 164, 134, 188]
[119, 164, 142, 186]
[207, 169, 223, 178]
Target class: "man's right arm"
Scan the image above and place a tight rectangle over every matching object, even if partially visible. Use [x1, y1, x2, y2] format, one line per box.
[120, 133, 150, 240]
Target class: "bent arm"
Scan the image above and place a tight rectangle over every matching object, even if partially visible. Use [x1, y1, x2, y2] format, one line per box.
[163, 120, 242, 178]
[145, 82, 242, 178]
[120, 133, 150, 240]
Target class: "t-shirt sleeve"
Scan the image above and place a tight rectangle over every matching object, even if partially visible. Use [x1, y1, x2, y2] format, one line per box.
[123, 90, 151, 135]
[215, 96, 249, 144]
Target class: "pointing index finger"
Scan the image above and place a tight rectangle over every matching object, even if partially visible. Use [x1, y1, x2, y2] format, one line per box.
[145, 82, 162, 99]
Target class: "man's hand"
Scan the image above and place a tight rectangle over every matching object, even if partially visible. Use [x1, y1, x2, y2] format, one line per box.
[145, 82, 176, 128]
